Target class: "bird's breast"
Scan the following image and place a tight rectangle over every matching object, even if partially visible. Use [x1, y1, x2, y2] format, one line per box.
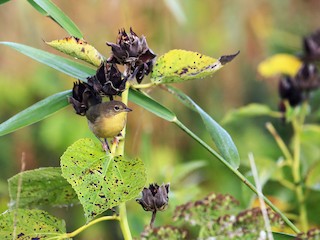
[88, 112, 127, 138]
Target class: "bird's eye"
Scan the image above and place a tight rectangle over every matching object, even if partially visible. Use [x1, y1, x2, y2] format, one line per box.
[114, 105, 120, 111]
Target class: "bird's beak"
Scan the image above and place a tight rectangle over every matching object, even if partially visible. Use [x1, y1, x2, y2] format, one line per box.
[125, 107, 132, 112]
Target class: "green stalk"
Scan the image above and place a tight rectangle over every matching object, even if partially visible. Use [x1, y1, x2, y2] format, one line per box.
[173, 119, 301, 234]
[292, 107, 308, 231]
[61, 216, 120, 239]
[116, 82, 133, 240]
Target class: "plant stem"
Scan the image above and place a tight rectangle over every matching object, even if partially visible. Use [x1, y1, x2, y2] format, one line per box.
[150, 211, 157, 228]
[173, 119, 301, 234]
[119, 202, 132, 240]
[265, 122, 293, 163]
[292, 112, 308, 231]
[63, 216, 120, 239]
[116, 83, 133, 240]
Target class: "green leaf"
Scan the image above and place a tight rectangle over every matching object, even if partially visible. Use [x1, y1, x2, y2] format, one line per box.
[306, 161, 320, 191]
[151, 49, 239, 84]
[301, 124, 320, 171]
[273, 232, 296, 240]
[0, 209, 69, 240]
[46, 36, 104, 67]
[173, 160, 207, 184]
[128, 89, 176, 122]
[166, 85, 240, 169]
[60, 138, 147, 221]
[27, 0, 47, 16]
[222, 103, 282, 124]
[0, 0, 10, 5]
[29, 0, 83, 39]
[8, 167, 78, 208]
[0, 90, 70, 136]
[0, 42, 95, 80]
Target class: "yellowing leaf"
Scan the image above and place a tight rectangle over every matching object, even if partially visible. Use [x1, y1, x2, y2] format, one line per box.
[151, 49, 239, 84]
[46, 36, 104, 67]
[258, 54, 302, 78]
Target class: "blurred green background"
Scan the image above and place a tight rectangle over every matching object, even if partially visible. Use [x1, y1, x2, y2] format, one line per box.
[1, 0, 320, 239]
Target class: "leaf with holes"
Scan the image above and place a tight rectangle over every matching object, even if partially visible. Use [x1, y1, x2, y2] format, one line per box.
[46, 36, 104, 67]
[60, 138, 146, 221]
[8, 167, 78, 208]
[151, 49, 239, 84]
[0, 209, 69, 240]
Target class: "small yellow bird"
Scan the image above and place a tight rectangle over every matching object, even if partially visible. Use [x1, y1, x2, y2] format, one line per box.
[85, 100, 132, 152]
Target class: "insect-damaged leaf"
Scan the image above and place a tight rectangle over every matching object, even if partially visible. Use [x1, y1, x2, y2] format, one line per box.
[0, 209, 69, 240]
[60, 138, 146, 221]
[151, 49, 239, 84]
[8, 167, 78, 208]
[46, 36, 104, 67]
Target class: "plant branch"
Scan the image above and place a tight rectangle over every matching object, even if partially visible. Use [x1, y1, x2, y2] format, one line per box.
[292, 104, 308, 232]
[116, 82, 133, 240]
[265, 122, 293, 164]
[173, 119, 301, 234]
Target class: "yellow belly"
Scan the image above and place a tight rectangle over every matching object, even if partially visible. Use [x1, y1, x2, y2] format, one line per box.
[89, 112, 127, 138]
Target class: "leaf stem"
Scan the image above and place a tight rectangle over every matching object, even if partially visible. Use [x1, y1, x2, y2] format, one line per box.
[131, 82, 155, 89]
[173, 118, 301, 234]
[64, 215, 120, 238]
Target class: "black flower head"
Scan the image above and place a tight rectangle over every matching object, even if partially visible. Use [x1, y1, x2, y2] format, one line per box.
[106, 27, 156, 83]
[136, 183, 170, 212]
[303, 29, 320, 62]
[87, 62, 127, 98]
[68, 81, 102, 115]
[295, 63, 320, 92]
[278, 76, 303, 107]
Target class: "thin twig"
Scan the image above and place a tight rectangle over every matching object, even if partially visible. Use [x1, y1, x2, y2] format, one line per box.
[265, 122, 293, 164]
[249, 153, 273, 240]
[13, 152, 26, 240]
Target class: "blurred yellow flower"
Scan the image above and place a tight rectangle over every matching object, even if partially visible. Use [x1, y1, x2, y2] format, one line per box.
[258, 54, 302, 78]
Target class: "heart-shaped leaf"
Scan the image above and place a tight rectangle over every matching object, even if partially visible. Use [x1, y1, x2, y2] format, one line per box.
[0, 209, 69, 240]
[60, 138, 146, 221]
[8, 167, 78, 208]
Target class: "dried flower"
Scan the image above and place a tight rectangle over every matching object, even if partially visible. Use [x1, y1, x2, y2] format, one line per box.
[295, 63, 320, 92]
[107, 28, 156, 83]
[87, 62, 127, 98]
[68, 81, 101, 115]
[137, 183, 170, 212]
[303, 29, 320, 62]
[278, 76, 302, 107]
[137, 183, 170, 228]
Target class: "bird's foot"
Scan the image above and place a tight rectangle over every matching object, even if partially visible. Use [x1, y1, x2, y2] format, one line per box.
[102, 139, 111, 153]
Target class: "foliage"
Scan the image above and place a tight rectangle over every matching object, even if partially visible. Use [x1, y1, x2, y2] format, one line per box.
[0, 1, 320, 240]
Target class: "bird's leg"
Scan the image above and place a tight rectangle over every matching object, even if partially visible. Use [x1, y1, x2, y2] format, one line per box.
[111, 132, 123, 147]
[101, 138, 111, 153]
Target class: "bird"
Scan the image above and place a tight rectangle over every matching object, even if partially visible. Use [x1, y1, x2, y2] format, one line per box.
[85, 100, 132, 152]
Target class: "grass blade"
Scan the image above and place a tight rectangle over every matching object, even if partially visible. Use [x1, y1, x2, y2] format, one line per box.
[30, 0, 83, 38]
[165, 85, 240, 169]
[128, 89, 176, 122]
[0, 42, 95, 80]
[0, 90, 71, 136]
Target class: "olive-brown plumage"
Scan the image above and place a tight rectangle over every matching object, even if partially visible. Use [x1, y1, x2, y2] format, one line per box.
[85, 100, 132, 151]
